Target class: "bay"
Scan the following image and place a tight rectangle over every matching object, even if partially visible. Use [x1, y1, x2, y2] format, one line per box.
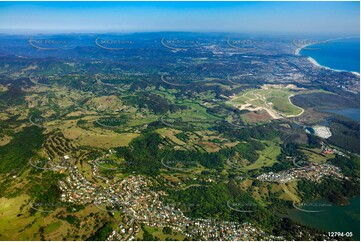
[301, 37, 360, 73]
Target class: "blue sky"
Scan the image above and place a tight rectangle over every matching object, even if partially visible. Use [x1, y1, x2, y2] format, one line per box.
[0, 1, 359, 35]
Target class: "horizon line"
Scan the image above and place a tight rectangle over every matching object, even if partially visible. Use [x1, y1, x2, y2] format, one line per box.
[0, 30, 359, 37]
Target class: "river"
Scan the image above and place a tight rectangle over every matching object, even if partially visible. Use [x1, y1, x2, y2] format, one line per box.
[287, 197, 360, 240]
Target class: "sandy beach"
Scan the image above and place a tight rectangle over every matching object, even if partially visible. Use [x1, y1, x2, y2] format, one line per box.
[307, 56, 360, 78]
[294, 43, 313, 55]
[294, 47, 301, 55]
[351, 72, 360, 77]
[295, 37, 360, 78]
[307, 57, 321, 67]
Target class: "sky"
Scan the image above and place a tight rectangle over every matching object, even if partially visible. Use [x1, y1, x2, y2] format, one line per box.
[0, 1, 359, 35]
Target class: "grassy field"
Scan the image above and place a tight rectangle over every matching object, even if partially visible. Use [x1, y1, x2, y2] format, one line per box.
[166, 101, 220, 121]
[63, 127, 140, 148]
[156, 128, 239, 153]
[43, 221, 62, 234]
[235, 138, 281, 170]
[0, 134, 11, 146]
[278, 181, 301, 202]
[229, 84, 305, 119]
[134, 225, 186, 241]
[0, 196, 121, 241]
[156, 128, 186, 146]
[0, 195, 43, 240]
[301, 148, 335, 163]
[240, 179, 301, 202]
[254, 139, 282, 167]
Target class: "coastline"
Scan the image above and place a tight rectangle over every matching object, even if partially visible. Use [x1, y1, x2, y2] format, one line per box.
[294, 37, 360, 78]
[307, 56, 360, 77]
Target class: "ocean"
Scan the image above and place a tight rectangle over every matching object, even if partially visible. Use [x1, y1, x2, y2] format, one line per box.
[300, 37, 360, 73]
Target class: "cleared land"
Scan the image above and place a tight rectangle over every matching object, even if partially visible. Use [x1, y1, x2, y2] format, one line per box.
[228, 84, 305, 120]
[238, 138, 282, 170]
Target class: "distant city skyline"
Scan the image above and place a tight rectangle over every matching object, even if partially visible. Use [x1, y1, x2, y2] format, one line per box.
[0, 1, 359, 35]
